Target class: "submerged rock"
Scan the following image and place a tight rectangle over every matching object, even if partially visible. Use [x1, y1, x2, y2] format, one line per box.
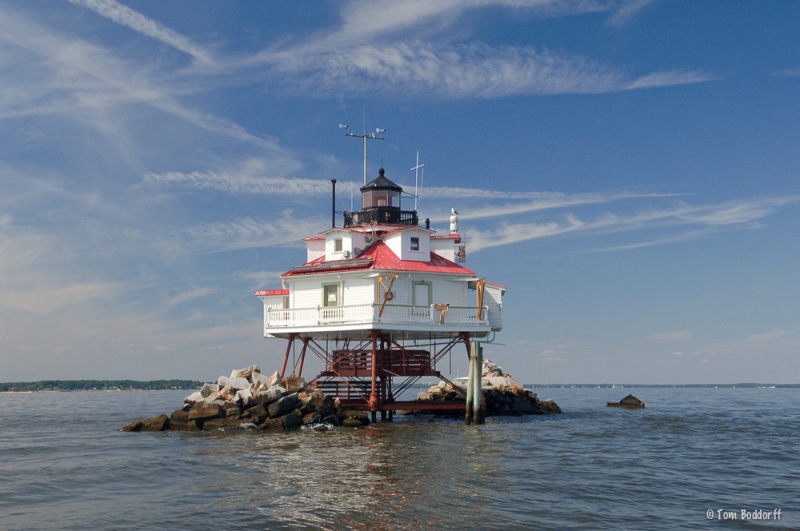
[122, 414, 170, 432]
[606, 394, 645, 409]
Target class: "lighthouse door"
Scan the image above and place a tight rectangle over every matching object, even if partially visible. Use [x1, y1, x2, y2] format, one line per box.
[412, 281, 431, 318]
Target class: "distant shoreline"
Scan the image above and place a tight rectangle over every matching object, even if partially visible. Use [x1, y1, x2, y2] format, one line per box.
[2, 380, 797, 393]
[0, 380, 207, 392]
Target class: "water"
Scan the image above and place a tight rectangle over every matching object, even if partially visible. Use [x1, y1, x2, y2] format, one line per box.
[1, 387, 797, 530]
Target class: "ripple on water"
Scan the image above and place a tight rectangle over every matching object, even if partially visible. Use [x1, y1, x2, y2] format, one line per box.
[1, 388, 798, 529]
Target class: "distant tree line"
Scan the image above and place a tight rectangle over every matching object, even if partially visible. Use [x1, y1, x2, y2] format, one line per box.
[0, 380, 205, 392]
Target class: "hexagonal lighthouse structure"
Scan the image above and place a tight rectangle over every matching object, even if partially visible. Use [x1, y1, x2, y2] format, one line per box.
[256, 168, 505, 420]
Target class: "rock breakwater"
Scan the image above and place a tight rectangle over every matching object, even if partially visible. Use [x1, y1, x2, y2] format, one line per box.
[416, 359, 561, 416]
[122, 365, 369, 432]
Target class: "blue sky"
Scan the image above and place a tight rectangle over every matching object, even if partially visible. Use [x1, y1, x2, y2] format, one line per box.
[1, 0, 798, 384]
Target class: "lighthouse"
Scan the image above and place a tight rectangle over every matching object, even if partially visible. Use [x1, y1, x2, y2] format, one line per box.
[256, 167, 505, 420]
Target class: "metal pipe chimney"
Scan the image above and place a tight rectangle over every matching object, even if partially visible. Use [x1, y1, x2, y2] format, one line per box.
[331, 179, 337, 228]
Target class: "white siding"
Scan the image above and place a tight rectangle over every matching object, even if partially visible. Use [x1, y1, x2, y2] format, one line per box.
[430, 237, 456, 261]
[405, 274, 469, 306]
[384, 229, 431, 262]
[287, 272, 472, 311]
[305, 239, 325, 262]
[290, 278, 326, 308]
[343, 278, 375, 305]
[289, 273, 380, 308]
[263, 294, 287, 311]
[325, 230, 352, 261]
[485, 284, 505, 331]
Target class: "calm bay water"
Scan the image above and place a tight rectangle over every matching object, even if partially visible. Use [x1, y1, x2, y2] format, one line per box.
[1, 387, 797, 530]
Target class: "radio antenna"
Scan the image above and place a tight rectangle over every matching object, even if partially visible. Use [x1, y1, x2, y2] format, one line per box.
[339, 118, 385, 185]
[410, 150, 425, 211]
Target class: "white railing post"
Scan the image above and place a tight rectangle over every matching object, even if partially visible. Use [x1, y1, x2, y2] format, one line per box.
[266, 303, 493, 330]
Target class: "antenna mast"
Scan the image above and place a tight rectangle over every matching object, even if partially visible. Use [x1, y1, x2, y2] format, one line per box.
[339, 122, 385, 185]
[410, 151, 425, 211]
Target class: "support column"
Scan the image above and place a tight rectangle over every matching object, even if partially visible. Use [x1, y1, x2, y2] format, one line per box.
[462, 332, 471, 359]
[369, 331, 379, 411]
[473, 342, 484, 424]
[465, 341, 485, 425]
[297, 337, 310, 377]
[280, 334, 296, 378]
[465, 340, 475, 424]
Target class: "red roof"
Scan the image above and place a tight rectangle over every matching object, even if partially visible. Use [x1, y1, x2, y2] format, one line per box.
[282, 241, 475, 277]
[255, 289, 289, 296]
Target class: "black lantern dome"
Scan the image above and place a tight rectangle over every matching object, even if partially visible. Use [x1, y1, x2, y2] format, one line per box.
[344, 168, 418, 227]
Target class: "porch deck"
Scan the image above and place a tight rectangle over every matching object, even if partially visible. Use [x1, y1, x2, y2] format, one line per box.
[265, 303, 491, 339]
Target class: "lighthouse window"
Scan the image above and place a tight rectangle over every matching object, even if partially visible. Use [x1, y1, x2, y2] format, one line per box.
[323, 284, 339, 307]
[410, 237, 420, 251]
[334, 238, 343, 253]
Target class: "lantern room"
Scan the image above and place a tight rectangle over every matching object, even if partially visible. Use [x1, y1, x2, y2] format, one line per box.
[361, 168, 401, 209]
[345, 168, 418, 227]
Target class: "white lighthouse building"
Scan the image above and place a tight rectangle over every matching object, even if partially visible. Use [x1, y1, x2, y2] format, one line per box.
[256, 167, 505, 419]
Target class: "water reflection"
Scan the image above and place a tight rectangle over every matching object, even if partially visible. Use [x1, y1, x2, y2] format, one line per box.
[193, 418, 516, 529]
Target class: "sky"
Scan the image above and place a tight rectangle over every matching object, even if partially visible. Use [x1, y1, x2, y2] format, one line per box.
[1, 0, 798, 385]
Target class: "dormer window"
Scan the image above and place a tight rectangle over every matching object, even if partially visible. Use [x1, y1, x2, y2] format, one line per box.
[410, 237, 420, 251]
[334, 238, 343, 253]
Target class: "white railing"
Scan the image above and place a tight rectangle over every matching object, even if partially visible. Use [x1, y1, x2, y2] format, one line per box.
[267, 304, 490, 329]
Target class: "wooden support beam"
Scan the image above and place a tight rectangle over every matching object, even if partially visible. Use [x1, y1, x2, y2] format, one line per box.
[280, 334, 296, 378]
[297, 337, 310, 377]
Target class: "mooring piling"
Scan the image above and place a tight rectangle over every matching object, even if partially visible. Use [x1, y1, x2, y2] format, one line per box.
[465, 342, 485, 425]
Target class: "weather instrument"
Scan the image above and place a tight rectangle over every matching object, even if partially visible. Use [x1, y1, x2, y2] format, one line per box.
[340, 122, 385, 185]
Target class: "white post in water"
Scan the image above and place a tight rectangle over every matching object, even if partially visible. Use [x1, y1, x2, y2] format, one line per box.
[465, 345, 474, 423]
[465, 342, 484, 425]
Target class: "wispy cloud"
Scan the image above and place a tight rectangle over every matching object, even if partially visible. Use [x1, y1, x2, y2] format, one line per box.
[627, 69, 716, 90]
[674, 196, 800, 226]
[606, 0, 655, 28]
[330, 1, 637, 46]
[241, 1, 710, 99]
[426, 191, 680, 222]
[745, 330, 790, 343]
[774, 64, 800, 78]
[264, 41, 708, 98]
[181, 216, 325, 254]
[0, 7, 277, 155]
[465, 195, 800, 252]
[143, 160, 318, 195]
[68, 0, 213, 63]
[168, 287, 216, 306]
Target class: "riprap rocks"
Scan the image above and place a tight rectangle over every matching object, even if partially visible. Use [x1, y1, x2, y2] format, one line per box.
[122, 365, 368, 432]
[416, 359, 561, 416]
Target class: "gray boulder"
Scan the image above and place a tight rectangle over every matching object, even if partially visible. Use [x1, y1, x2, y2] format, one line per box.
[188, 402, 223, 421]
[121, 414, 169, 432]
[267, 393, 299, 418]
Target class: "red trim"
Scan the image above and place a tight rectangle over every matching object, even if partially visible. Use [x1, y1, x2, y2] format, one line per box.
[282, 241, 475, 277]
[255, 289, 289, 296]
